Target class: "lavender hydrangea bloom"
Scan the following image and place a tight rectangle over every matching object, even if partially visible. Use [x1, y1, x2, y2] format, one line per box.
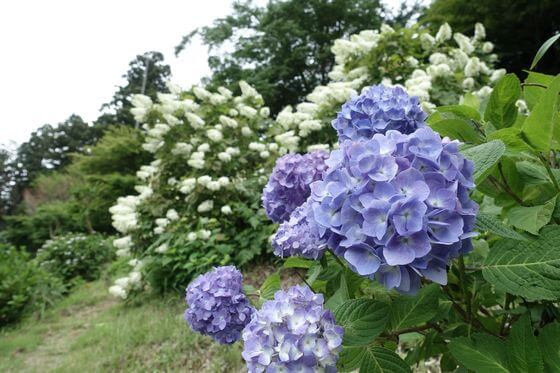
[272, 201, 326, 260]
[333, 84, 427, 142]
[242, 285, 343, 372]
[263, 151, 329, 223]
[309, 127, 478, 293]
[184, 266, 254, 344]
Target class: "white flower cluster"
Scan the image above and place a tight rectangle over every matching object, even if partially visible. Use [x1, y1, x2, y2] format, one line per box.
[109, 81, 278, 299]
[108, 259, 144, 299]
[271, 22, 505, 151]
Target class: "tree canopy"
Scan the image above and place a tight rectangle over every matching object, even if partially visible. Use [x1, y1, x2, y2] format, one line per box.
[176, 0, 385, 114]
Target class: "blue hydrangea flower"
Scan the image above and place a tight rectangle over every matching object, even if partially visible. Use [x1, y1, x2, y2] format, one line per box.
[242, 285, 343, 372]
[272, 201, 326, 260]
[309, 127, 478, 294]
[332, 84, 427, 142]
[184, 266, 254, 344]
[263, 151, 329, 223]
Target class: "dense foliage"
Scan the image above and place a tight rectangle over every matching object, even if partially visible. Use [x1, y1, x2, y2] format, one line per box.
[0, 245, 65, 326]
[36, 233, 114, 283]
[422, 0, 560, 75]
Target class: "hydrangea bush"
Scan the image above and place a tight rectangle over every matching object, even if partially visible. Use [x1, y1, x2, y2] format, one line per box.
[108, 81, 281, 297]
[272, 22, 505, 151]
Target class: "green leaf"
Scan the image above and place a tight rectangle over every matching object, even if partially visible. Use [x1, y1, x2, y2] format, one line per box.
[530, 33, 560, 70]
[522, 74, 560, 152]
[538, 322, 560, 372]
[449, 334, 509, 373]
[507, 196, 556, 235]
[461, 140, 506, 184]
[430, 104, 481, 121]
[334, 299, 390, 346]
[482, 225, 560, 301]
[282, 257, 313, 269]
[507, 315, 544, 373]
[524, 71, 554, 110]
[487, 128, 533, 154]
[484, 74, 521, 129]
[325, 271, 349, 311]
[430, 118, 483, 143]
[339, 346, 410, 372]
[475, 213, 529, 241]
[389, 284, 439, 331]
[259, 272, 280, 300]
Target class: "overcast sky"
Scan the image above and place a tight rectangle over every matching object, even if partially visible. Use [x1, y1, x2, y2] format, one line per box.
[0, 0, 401, 146]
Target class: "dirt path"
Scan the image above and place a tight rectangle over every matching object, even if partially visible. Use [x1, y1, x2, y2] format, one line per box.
[21, 295, 117, 372]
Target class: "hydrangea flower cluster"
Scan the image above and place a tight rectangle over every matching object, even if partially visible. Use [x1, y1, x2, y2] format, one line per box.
[333, 85, 426, 142]
[263, 150, 329, 223]
[242, 285, 343, 372]
[309, 126, 478, 293]
[272, 201, 325, 259]
[185, 266, 254, 344]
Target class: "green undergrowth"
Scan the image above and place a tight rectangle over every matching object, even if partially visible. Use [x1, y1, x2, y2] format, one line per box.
[0, 276, 244, 372]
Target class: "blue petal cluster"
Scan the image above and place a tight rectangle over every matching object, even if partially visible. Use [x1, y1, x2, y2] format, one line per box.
[333, 84, 427, 142]
[272, 201, 326, 260]
[184, 266, 254, 344]
[309, 127, 478, 293]
[263, 151, 329, 223]
[242, 285, 343, 372]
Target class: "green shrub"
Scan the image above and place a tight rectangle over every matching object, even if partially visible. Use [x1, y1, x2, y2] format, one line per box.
[0, 245, 65, 326]
[36, 233, 114, 283]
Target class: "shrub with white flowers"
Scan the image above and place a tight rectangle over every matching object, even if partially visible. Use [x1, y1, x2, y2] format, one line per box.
[271, 22, 505, 151]
[108, 81, 279, 298]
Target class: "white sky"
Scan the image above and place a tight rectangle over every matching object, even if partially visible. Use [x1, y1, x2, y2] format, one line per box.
[0, 0, 402, 146]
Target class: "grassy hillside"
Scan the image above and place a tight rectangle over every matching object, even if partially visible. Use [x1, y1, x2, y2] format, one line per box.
[0, 278, 244, 372]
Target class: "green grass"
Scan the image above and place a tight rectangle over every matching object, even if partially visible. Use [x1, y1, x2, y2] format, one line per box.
[0, 278, 244, 372]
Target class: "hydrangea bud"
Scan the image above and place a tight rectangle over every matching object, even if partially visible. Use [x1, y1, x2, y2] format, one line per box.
[242, 285, 343, 372]
[185, 266, 254, 344]
[332, 85, 426, 142]
[263, 151, 329, 223]
[309, 127, 478, 293]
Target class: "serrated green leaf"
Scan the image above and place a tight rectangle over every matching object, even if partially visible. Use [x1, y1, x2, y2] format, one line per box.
[431, 104, 481, 121]
[259, 272, 280, 300]
[282, 257, 313, 269]
[339, 346, 410, 372]
[538, 322, 560, 372]
[429, 118, 483, 143]
[449, 334, 509, 373]
[334, 299, 390, 346]
[507, 196, 556, 235]
[484, 74, 521, 129]
[482, 225, 560, 301]
[475, 213, 529, 241]
[389, 284, 440, 331]
[530, 33, 560, 70]
[522, 74, 560, 152]
[507, 315, 544, 373]
[461, 140, 506, 184]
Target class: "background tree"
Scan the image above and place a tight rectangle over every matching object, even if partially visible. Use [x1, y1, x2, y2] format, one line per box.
[422, 0, 560, 75]
[96, 51, 171, 127]
[176, 0, 385, 114]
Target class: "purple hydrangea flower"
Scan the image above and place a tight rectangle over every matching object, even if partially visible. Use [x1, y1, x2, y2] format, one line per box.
[263, 151, 329, 223]
[332, 84, 427, 142]
[272, 201, 326, 260]
[184, 266, 254, 344]
[242, 285, 343, 372]
[309, 127, 478, 293]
